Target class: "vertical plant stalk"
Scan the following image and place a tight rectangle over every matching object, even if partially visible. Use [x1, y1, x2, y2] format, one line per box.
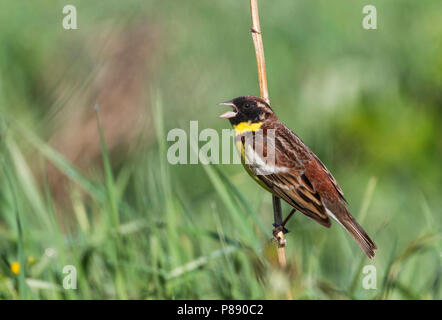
[249, 0, 287, 268]
[249, 0, 269, 104]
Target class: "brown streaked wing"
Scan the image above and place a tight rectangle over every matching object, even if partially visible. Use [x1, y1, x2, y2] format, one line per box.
[257, 170, 331, 227]
[271, 121, 346, 204]
[248, 121, 333, 227]
[310, 152, 347, 203]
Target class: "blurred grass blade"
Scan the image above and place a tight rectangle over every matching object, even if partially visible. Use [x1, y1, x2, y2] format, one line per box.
[166, 246, 238, 280]
[95, 105, 120, 229]
[6, 136, 52, 230]
[2, 158, 31, 299]
[94, 105, 127, 299]
[381, 233, 441, 299]
[214, 165, 267, 234]
[358, 176, 377, 223]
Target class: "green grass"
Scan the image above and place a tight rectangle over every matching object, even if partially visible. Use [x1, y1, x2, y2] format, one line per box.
[0, 94, 439, 299]
[0, 0, 440, 300]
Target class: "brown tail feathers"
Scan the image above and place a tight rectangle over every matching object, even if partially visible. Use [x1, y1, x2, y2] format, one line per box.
[340, 214, 377, 259]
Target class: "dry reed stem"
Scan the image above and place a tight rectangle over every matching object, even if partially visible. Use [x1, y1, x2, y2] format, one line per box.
[249, 0, 287, 268]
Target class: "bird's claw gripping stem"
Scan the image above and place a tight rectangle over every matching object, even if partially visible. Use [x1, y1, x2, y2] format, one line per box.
[272, 224, 289, 235]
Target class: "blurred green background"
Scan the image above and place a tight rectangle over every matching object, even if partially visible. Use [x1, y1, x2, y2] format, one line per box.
[0, 0, 440, 299]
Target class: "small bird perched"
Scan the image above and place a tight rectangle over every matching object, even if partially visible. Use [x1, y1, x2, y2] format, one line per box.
[219, 96, 377, 258]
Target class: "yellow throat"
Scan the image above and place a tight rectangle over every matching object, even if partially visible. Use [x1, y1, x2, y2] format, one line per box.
[232, 121, 262, 160]
[233, 121, 262, 135]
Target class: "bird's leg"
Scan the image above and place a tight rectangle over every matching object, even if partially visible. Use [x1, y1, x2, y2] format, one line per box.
[282, 208, 296, 228]
[272, 208, 296, 235]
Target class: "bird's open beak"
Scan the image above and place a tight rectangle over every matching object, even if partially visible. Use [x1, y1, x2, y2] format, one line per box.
[218, 100, 238, 119]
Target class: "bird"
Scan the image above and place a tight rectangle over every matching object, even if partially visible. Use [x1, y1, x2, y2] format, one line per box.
[218, 96, 377, 259]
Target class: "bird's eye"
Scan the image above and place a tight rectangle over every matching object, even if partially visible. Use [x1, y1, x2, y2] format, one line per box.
[244, 103, 250, 109]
